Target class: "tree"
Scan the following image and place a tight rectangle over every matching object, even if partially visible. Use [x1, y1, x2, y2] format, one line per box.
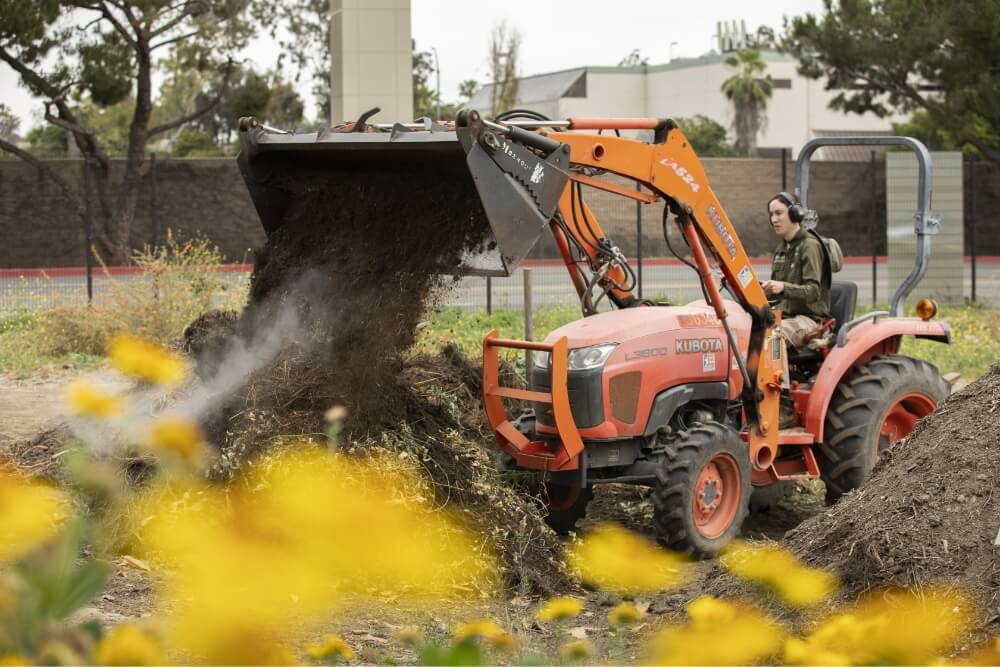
[0, 103, 19, 141]
[458, 79, 480, 104]
[265, 80, 304, 129]
[720, 49, 773, 156]
[891, 110, 967, 153]
[249, 0, 329, 121]
[784, 0, 1000, 165]
[675, 115, 737, 157]
[412, 41, 436, 119]
[0, 1, 250, 264]
[172, 127, 221, 157]
[488, 21, 521, 117]
[26, 124, 67, 157]
[618, 49, 649, 67]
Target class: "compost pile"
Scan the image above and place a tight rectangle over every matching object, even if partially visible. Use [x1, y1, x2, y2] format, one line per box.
[780, 366, 1000, 615]
[188, 161, 567, 593]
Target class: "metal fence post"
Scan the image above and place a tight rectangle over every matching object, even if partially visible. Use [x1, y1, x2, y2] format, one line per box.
[523, 268, 533, 371]
[969, 155, 977, 302]
[870, 150, 878, 305]
[635, 181, 643, 299]
[486, 275, 492, 315]
[82, 158, 94, 306]
[781, 147, 788, 191]
[150, 152, 159, 247]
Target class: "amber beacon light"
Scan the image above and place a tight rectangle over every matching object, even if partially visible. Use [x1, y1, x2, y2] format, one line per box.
[916, 298, 938, 321]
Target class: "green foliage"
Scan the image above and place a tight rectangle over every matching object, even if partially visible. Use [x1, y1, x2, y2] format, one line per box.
[0, 102, 20, 139]
[720, 49, 773, 156]
[172, 127, 223, 157]
[413, 41, 437, 119]
[618, 49, 649, 67]
[458, 79, 480, 103]
[250, 0, 330, 120]
[891, 110, 968, 152]
[78, 32, 134, 107]
[25, 124, 66, 157]
[415, 305, 580, 360]
[675, 115, 737, 156]
[220, 67, 272, 137]
[265, 80, 305, 128]
[78, 98, 134, 156]
[784, 0, 1000, 165]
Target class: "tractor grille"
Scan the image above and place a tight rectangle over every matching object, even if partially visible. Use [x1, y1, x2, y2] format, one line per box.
[530, 366, 604, 428]
[609, 371, 642, 424]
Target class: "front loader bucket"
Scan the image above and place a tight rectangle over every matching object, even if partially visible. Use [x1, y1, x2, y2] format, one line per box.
[236, 112, 570, 276]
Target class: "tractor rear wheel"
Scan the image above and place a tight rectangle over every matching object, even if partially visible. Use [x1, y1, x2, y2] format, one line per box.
[543, 483, 593, 534]
[818, 354, 948, 504]
[652, 421, 751, 557]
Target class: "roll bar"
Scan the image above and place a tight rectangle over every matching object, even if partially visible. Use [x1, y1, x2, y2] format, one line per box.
[795, 137, 941, 317]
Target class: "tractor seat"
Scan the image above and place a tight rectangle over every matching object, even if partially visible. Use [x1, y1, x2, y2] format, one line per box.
[787, 281, 858, 368]
[828, 280, 858, 336]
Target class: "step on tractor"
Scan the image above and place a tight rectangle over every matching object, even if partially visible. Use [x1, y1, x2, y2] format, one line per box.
[238, 110, 952, 557]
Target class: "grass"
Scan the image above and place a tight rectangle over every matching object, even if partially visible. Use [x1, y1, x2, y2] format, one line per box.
[0, 233, 247, 377]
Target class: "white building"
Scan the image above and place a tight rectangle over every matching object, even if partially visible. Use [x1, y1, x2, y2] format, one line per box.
[467, 49, 901, 158]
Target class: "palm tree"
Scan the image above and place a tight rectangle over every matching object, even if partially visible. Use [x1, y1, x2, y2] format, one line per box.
[720, 50, 774, 156]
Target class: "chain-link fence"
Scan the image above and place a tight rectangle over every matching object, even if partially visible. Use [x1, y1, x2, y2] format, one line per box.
[2, 153, 999, 316]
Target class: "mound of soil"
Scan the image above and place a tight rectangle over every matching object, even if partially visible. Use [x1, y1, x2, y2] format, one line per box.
[195, 162, 567, 593]
[780, 366, 1000, 618]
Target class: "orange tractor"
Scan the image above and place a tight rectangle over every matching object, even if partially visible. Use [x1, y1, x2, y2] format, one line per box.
[239, 110, 951, 557]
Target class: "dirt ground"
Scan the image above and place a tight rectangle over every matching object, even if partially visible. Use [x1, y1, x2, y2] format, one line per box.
[3, 365, 993, 663]
[0, 365, 828, 658]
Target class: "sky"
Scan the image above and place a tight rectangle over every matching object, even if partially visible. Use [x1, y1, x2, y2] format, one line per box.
[0, 0, 825, 131]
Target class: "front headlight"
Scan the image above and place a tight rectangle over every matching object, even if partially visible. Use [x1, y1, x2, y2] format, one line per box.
[534, 352, 551, 369]
[568, 343, 617, 371]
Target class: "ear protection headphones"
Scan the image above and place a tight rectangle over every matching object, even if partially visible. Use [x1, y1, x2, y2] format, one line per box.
[769, 191, 805, 224]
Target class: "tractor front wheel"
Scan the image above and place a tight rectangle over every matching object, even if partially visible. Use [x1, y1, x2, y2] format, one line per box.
[543, 483, 593, 534]
[652, 421, 751, 557]
[818, 354, 949, 504]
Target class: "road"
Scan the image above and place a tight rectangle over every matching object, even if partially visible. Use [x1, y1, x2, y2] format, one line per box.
[3, 260, 998, 314]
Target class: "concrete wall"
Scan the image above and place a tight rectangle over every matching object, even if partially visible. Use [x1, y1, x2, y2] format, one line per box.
[329, 0, 413, 124]
[2, 156, 998, 270]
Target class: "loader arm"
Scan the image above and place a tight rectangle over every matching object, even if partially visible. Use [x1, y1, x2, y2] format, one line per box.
[462, 113, 783, 469]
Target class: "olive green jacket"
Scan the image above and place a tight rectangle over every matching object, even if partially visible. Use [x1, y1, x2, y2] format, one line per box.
[770, 227, 831, 320]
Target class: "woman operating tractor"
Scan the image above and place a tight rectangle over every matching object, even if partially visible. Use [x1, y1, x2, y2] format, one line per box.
[762, 192, 831, 351]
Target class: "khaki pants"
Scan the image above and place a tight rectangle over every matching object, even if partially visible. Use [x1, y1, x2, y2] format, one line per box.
[781, 314, 822, 350]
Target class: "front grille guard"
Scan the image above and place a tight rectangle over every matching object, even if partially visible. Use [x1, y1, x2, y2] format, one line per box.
[482, 331, 583, 471]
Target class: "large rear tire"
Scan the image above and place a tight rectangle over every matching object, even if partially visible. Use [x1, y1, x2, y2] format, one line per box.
[543, 483, 593, 534]
[652, 421, 751, 558]
[818, 354, 948, 504]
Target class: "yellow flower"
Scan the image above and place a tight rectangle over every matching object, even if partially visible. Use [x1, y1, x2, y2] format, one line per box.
[108, 334, 188, 387]
[131, 447, 496, 664]
[536, 596, 584, 622]
[643, 596, 784, 666]
[147, 417, 207, 466]
[0, 472, 68, 564]
[93, 624, 163, 666]
[0, 655, 29, 666]
[722, 540, 838, 608]
[305, 634, 355, 662]
[567, 523, 688, 596]
[784, 587, 972, 666]
[65, 380, 124, 419]
[560, 639, 595, 661]
[608, 601, 645, 628]
[453, 619, 506, 643]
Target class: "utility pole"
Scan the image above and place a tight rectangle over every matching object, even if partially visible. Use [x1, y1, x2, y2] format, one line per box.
[432, 47, 441, 121]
